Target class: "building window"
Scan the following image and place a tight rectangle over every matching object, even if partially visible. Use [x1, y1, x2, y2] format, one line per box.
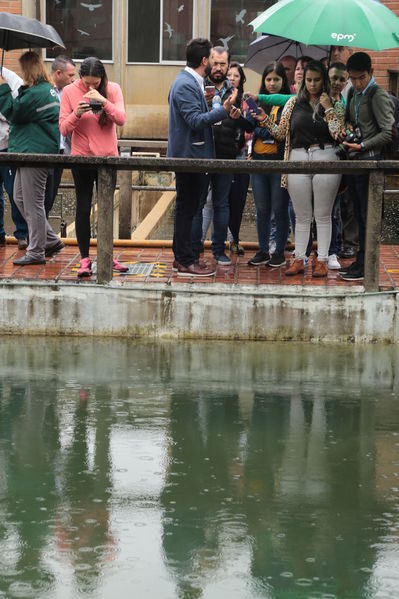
[210, 0, 277, 63]
[45, 0, 113, 61]
[128, 0, 194, 63]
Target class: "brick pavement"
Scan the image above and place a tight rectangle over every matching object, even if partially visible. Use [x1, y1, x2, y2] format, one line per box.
[1, 242, 398, 290]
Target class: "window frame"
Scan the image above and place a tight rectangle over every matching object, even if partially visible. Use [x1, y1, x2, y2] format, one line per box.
[207, 0, 273, 65]
[126, 0, 197, 66]
[43, 0, 115, 64]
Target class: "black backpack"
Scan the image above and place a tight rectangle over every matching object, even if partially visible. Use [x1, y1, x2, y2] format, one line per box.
[346, 85, 399, 158]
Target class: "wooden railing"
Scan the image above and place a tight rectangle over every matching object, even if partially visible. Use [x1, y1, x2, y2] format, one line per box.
[0, 152, 396, 291]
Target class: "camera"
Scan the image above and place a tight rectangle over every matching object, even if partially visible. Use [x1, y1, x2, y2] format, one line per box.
[344, 126, 362, 145]
[89, 99, 103, 113]
[337, 126, 363, 159]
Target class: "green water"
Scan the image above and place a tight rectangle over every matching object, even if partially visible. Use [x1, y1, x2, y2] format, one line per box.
[0, 339, 398, 599]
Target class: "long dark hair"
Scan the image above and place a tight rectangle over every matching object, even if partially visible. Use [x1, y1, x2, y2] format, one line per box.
[79, 56, 108, 127]
[259, 61, 290, 95]
[258, 61, 290, 114]
[228, 61, 246, 105]
[297, 60, 331, 119]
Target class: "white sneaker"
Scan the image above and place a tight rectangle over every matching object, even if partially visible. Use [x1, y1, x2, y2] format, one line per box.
[327, 254, 341, 269]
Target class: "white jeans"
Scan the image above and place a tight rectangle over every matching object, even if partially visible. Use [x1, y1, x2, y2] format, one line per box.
[287, 146, 341, 261]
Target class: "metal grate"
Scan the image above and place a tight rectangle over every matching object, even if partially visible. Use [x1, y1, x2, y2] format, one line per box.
[91, 261, 154, 276]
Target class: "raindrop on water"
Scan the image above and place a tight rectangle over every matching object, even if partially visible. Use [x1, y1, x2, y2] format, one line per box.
[8, 582, 34, 598]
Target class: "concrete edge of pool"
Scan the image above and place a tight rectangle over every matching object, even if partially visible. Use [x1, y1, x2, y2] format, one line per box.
[0, 280, 397, 343]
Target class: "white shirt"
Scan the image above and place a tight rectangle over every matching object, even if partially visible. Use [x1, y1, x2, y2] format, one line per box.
[53, 86, 67, 152]
[342, 80, 353, 102]
[184, 66, 205, 94]
[0, 67, 23, 151]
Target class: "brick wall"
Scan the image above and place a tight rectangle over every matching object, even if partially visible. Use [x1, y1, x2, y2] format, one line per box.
[368, 1, 399, 88]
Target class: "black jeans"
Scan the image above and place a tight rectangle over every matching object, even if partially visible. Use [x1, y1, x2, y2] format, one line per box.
[44, 165, 63, 217]
[346, 172, 369, 266]
[72, 167, 98, 258]
[72, 166, 116, 259]
[173, 172, 208, 266]
[346, 153, 381, 266]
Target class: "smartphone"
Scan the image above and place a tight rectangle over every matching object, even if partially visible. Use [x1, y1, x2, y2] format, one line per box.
[89, 98, 103, 113]
[205, 85, 216, 98]
[246, 96, 260, 115]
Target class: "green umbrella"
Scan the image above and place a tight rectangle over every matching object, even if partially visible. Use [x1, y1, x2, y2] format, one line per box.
[250, 0, 399, 51]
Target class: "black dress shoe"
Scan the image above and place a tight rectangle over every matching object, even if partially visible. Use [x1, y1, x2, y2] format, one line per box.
[45, 240, 65, 257]
[13, 255, 46, 266]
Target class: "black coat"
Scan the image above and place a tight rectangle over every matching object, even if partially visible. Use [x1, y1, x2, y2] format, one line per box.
[210, 88, 254, 159]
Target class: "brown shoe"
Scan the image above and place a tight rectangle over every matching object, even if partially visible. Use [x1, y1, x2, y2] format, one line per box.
[195, 258, 209, 269]
[311, 254, 318, 273]
[285, 258, 305, 276]
[173, 258, 209, 271]
[176, 261, 215, 277]
[312, 259, 328, 278]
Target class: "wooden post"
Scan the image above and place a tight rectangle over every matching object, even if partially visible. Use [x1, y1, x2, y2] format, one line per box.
[364, 168, 384, 292]
[97, 166, 116, 284]
[119, 146, 132, 239]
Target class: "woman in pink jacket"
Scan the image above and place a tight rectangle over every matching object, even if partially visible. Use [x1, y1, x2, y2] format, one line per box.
[59, 56, 127, 277]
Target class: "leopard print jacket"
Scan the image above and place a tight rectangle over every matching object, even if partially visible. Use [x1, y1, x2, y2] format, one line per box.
[259, 96, 345, 188]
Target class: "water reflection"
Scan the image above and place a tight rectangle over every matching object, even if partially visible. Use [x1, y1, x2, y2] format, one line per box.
[161, 390, 244, 598]
[55, 388, 115, 593]
[0, 339, 398, 598]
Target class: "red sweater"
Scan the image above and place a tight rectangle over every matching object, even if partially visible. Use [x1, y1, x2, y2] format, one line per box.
[59, 78, 126, 156]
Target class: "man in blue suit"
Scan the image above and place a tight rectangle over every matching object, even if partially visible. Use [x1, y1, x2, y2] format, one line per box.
[167, 38, 237, 277]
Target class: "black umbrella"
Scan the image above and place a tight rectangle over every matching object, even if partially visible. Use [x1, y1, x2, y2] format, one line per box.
[245, 35, 329, 75]
[0, 11, 65, 72]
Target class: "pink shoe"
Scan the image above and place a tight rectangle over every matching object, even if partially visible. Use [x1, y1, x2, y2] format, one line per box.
[113, 257, 129, 272]
[77, 257, 92, 277]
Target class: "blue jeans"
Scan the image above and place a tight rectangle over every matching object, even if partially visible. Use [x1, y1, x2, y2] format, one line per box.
[0, 162, 28, 240]
[192, 173, 232, 258]
[229, 154, 250, 244]
[250, 168, 289, 255]
[201, 184, 213, 243]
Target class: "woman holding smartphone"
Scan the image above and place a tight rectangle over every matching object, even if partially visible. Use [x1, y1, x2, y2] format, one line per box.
[252, 60, 344, 277]
[59, 56, 127, 277]
[246, 61, 290, 268]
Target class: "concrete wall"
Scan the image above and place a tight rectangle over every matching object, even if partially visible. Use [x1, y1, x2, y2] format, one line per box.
[0, 281, 397, 342]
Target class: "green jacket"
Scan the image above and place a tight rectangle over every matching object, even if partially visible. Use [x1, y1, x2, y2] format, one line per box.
[0, 79, 60, 154]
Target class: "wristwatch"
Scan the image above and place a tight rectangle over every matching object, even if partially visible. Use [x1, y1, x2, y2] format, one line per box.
[360, 142, 366, 151]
